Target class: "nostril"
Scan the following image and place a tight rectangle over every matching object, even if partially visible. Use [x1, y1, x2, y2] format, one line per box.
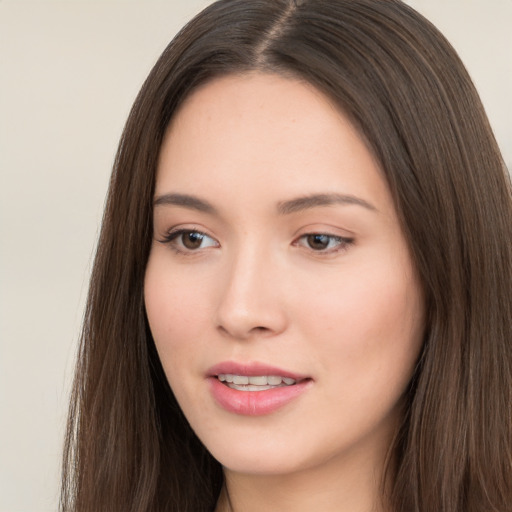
[249, 326, 274, 336]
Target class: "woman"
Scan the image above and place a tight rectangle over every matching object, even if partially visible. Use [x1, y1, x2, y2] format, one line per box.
[61, 1, 512, 511]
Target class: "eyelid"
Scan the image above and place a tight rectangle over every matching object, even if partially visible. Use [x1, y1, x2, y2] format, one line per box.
[293, 232, 354, 254]
[156, 224, 354, 256]
[158, 226, 220, 254]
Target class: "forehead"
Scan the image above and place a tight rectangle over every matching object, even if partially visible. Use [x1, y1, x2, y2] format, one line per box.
[155, 73, 391, 216]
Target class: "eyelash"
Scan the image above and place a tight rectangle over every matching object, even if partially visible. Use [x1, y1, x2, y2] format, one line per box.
[294, 233, 354, 254]
[158, 228, 219, 254]
[159, 229, 354, 255]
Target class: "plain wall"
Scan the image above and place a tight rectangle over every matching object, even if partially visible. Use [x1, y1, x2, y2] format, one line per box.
[0, 1, 510, 511]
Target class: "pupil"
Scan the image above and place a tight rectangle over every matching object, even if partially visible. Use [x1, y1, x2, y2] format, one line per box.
[308, 234, 329, 250]
[183, 232, 203, 249]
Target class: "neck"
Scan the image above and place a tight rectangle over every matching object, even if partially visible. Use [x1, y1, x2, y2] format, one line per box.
[215, 447, 392, 512]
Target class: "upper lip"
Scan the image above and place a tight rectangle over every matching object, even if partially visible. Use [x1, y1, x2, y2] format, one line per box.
[207, 361, 309, 381]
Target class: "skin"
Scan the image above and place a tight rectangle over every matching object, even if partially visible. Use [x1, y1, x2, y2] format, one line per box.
[144, 73, 425, 512]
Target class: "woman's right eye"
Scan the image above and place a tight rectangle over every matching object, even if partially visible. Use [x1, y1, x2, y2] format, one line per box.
[160, 229, 219, 253]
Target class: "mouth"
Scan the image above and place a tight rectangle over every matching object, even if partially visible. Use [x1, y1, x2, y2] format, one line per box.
[207, 362, 312, 415]
[216, 374, 298, 391]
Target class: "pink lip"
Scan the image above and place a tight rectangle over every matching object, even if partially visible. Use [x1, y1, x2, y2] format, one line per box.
[207, 361, 307, 380]
[207, 361, 312, 416]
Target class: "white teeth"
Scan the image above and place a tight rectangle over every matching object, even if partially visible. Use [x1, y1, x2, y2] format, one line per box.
[216, 374, 297, 389]
[231, 384, 276, 391]
[267, 375, 282, 385]
[248, 376, 267, 385]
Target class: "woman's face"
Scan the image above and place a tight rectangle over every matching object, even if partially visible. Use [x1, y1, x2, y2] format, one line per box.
[145, 73, 425, 478]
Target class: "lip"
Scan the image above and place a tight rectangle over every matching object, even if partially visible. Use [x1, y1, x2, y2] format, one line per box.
[208, 361, 308, 380]
[207, 361, 312, 416]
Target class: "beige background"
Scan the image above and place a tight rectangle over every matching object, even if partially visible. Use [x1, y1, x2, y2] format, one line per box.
[0, 1, 510, 511]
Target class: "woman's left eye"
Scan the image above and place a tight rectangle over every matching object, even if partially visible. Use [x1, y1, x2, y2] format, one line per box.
[295, 233, 353, 253]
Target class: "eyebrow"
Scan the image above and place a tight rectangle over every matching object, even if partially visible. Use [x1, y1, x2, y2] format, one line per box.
[153, 193, 217, 214]
[277, 193, 377, 215]
[153, 192, 377, 215]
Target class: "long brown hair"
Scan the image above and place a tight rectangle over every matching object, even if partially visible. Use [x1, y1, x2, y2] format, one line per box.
[61, 1, 512, 510]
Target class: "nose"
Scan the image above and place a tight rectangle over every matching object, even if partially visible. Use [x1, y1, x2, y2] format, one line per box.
[215, 245, 288, 340]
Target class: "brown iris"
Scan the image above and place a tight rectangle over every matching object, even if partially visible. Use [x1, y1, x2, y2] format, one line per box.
[306, 234, 331, 250]
[182, 231, 205, 250]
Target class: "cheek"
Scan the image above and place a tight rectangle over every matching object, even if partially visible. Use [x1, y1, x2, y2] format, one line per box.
[303, 257, 420, 327]
[144, 256, 226, 423]
[291, 261, 424, 454]
[145, 248, 211, 330]
[297, 253, 424, 388]
[144, 254, 210, 381]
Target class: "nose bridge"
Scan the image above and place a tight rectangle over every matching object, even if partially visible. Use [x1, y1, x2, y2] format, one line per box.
[215, 238, 286, 339]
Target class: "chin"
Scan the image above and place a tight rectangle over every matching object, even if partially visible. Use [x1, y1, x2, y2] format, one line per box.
[214, 449, 307, 476]
[196, 425, 339, 478]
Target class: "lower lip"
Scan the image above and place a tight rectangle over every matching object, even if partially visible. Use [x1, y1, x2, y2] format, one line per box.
[208, 377, 311, 416]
